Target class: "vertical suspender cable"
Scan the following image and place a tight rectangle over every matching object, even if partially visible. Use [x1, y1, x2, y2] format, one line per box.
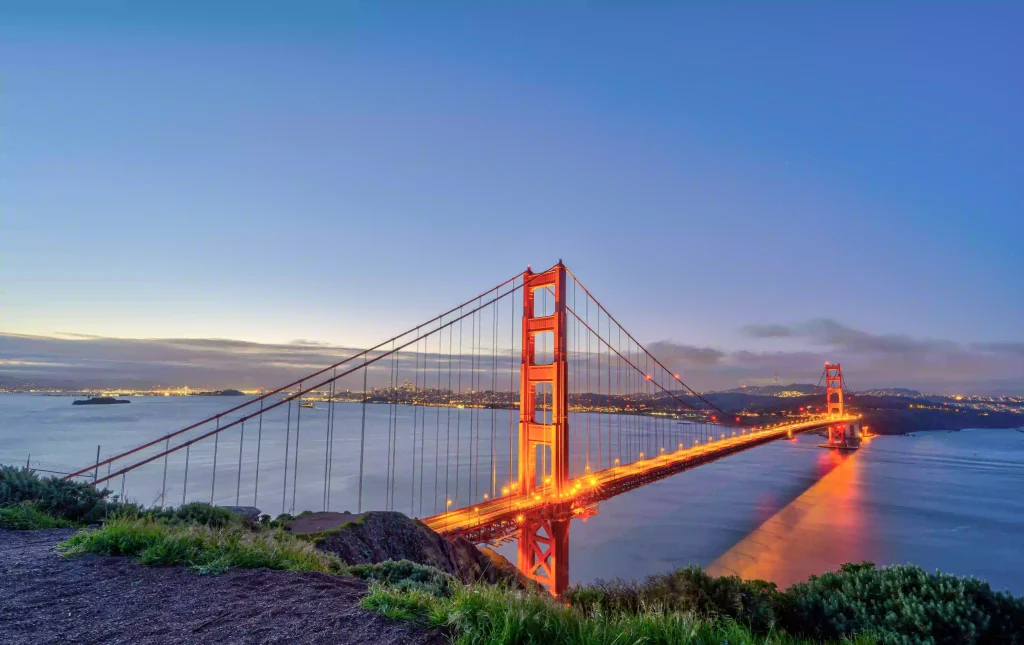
[282, 399, 292, 515]
[211, 417, 220, 505]
[182, 445, 190, 506]
[469, 306, 476, 502]
[411, 332, 420, 516]
[236, 420, 244, 506]
[385, 345, 394, 511]
[325, 373, 336, 511]
[358, 366, 368, 514]
[254, 397, 263, 507]
[596, 304, 601, 470]
[508, 279, 515, 498]
[434, 327, 442, 515]
[160, 438, 169, 508]
[292, 382, 303, 514]
[491, 297, 498, 498]
[455, 315, 463, 507]
[445, 319, 454, 511]
[585, 294, 590, 472]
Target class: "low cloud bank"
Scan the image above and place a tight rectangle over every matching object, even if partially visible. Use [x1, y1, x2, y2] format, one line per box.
[652, 319, 1023, 394]
[1, 318, 1021, 395]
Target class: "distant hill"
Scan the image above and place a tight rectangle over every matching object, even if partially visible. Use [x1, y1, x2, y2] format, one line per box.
[720, 383, 822, 397]
[859, 388, 922, 397]
[192, 389, 246, 397]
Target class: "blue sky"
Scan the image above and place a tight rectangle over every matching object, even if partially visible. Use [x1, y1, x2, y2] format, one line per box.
[2, 2, 1022, 392]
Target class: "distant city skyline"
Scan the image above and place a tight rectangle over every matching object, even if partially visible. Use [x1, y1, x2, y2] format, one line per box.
[2, 3, 1021, 394]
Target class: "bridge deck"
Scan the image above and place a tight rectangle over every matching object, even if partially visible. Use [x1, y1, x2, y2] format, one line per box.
[422, 415, 857, 543]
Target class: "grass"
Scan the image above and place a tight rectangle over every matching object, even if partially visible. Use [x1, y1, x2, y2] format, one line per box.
[0, 502, 79, 530]
[60, 516, 344, 575]
[360, 583, 878, 645]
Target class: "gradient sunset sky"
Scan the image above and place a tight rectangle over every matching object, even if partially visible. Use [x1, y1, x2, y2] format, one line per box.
[2, 3, 1021, 392]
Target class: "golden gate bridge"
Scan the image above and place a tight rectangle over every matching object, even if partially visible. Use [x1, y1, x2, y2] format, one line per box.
[64, 261, 860, 595]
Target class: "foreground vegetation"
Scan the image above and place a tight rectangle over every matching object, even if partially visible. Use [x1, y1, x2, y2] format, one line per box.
[4, 465, 1023, 644]
[1, 464, 117, 525]
[0, 501, 79, 530]
[563, 564, 1024, 645]
[60, 516, 343, 575]
[362, 561, 1024, 645]
[362, 582, 867, 645]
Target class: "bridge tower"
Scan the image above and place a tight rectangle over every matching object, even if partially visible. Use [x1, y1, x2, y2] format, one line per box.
[825, 362, 848, 446]
[517, 262, 570, 595]
[825, 362, 844, 417]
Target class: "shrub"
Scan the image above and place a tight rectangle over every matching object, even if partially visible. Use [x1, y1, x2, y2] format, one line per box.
[781, 562, 1024, 645]
[140, 502, 241, 528]
[60, 517, 344, 575]
[565, 565, 781, 633]
[0, 465, 115, 523]
[0, 502, 78, 530]
[349, 559, 457, 596]
[362, 582, 837, 645]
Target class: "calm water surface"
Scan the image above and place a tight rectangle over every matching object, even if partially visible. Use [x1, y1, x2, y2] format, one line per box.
[2, 394, 1021, 593]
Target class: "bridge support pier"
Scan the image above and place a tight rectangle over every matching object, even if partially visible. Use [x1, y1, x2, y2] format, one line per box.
[517, 517, 570, 596]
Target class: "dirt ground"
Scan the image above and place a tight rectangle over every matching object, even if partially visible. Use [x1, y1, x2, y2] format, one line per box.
[0, 528, 445, 645]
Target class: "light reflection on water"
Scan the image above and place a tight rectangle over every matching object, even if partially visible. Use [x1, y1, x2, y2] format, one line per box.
[706, 445, 873, 588]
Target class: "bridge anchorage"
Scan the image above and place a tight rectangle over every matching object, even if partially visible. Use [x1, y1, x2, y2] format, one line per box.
[63, 260, 859, 597]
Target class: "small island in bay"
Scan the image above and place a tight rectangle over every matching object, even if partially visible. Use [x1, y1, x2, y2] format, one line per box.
[71, 396, 130, 406]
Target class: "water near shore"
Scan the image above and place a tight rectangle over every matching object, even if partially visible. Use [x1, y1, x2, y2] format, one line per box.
[2, 394, 1022, 594]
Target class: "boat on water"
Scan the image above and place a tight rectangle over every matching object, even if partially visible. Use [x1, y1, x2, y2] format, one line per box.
[73, 396, 130, 406]
[300, 402, 316, 409]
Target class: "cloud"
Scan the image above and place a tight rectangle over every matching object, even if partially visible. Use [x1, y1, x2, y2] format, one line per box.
[0, 332, 521, 391]
[0, 333, 367, 390]
[647, 341, 725, 367]
[739, 324, 793, 339]
[683, 318, 1024, 394]
[2, 320, 1021, 395]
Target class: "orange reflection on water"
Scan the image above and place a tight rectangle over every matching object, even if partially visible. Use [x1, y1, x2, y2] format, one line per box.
[707, 445, 877, 589]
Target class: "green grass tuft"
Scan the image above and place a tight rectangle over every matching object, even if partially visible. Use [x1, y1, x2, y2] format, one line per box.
[60, 517, 344, 575]
[0, 502, 79, 530]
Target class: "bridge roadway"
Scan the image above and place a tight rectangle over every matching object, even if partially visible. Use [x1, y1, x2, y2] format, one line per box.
[422, 415, 859, 543]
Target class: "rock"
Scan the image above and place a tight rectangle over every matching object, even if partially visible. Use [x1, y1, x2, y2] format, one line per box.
[305, 511, 535, 589]
[219, 506, 262, 524]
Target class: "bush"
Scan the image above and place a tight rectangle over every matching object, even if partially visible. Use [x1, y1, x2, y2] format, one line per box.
[60, 517, 344, 575]
[140, 502, 241, 528]
[0, 465, 115, 523]
[781, 562, 1024, 645]
[362, 582, 841, 645]
[349, 559, 457, 596]
[0, 502, 78, 530]
[565, 565, 781, 633]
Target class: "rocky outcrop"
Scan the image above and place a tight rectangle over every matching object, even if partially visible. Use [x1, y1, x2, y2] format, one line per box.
[295, 511, 534, 589]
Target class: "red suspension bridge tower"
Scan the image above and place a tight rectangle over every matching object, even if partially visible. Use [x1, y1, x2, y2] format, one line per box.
[516, 262, 571, 594]
[825, 362, 844, 417]
[825, 362, 859, 448]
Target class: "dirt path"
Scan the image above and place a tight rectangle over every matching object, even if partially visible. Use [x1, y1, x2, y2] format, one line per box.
[0, 529, 444, 645]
